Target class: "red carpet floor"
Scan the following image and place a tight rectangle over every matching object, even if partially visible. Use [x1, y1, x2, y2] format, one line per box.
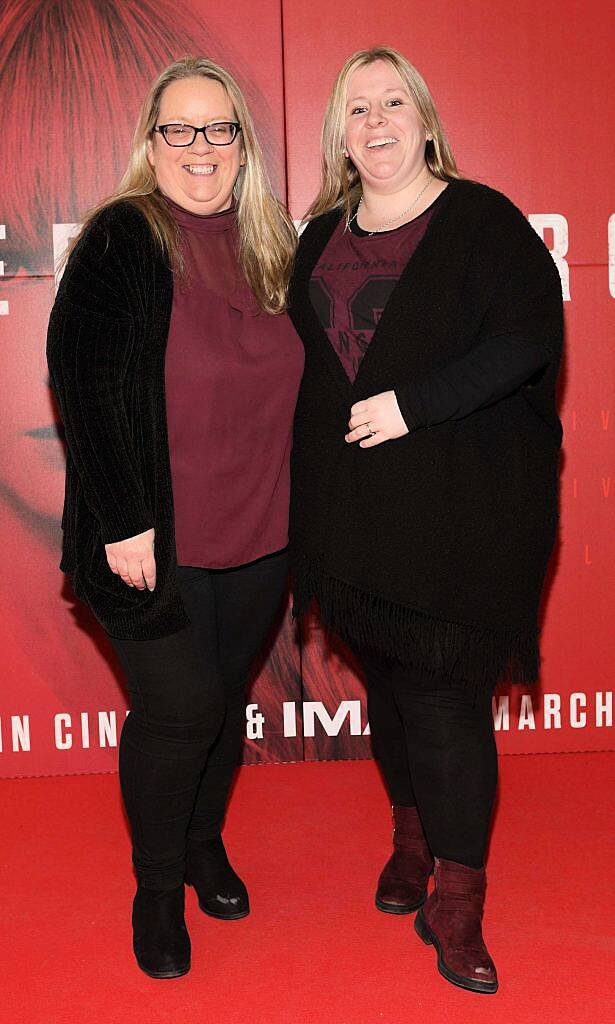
[1, 753, 613, 1024]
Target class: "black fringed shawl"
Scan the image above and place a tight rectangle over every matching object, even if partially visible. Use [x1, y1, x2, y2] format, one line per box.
[288, 179, 563, 689]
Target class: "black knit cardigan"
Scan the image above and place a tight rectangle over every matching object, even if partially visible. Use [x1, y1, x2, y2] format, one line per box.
[287, 179, 564, 688]
[47, 201, 190, 639]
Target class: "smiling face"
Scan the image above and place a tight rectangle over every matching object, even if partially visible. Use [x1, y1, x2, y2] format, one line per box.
[147, 76, 245, 215]
[344, 59, 430, 194]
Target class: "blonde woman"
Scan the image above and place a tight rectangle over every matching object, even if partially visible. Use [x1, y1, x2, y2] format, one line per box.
[289, 47, 562, 994]
[47, 57, 302, 978]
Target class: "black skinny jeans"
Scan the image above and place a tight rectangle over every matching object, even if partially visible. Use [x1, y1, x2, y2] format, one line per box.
[356, 649, 498, 870]
[107, 549, 288, 890]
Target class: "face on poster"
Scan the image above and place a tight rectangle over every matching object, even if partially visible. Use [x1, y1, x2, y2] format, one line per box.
[0, 0, 301, 777]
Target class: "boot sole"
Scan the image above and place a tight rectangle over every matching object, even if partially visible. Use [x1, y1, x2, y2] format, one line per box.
[375, 891, 427, 915]
[414, 910, 498, 995]
[135, 958, 191, 979]
[197, 900, 250, 921]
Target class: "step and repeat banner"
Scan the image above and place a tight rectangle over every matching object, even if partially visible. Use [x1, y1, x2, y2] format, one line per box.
[0, 0, 613, 777]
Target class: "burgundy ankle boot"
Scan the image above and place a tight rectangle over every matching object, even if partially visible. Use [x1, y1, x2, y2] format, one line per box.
[414, 858, 498, 994]
[375, 805, 434, 915]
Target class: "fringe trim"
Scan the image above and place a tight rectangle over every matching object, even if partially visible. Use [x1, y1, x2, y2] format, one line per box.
[292, 557, 540, 694]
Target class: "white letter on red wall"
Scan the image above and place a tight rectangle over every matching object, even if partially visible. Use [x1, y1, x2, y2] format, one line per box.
[529, 214, 570, 301]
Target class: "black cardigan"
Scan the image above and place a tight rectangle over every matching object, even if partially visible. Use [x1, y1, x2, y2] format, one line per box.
[324, 200, 552, 427]
[288, 178, 564, 689]
[47, 202, 190, 639]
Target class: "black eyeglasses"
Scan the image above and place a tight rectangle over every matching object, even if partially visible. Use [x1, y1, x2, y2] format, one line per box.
[154, 122, 242, 147]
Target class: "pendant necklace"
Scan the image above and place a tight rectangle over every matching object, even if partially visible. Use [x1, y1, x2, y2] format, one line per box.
[351, 178, 432, 236]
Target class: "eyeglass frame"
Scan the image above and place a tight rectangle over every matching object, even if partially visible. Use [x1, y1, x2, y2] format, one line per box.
[153, 121, 243, 147]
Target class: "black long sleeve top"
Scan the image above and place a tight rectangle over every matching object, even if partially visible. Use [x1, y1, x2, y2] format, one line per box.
[396, 334, 549, 432]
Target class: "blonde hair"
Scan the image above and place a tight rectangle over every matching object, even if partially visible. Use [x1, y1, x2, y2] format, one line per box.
[72, 56, 296, 313]
[305, 46, 461, 223]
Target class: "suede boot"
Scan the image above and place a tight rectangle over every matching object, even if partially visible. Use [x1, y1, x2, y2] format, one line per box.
[414, 857, 498, 994]
[375, 805, 434, 914]
[185, 834, 249, 920]
[132, 884, 191, 979]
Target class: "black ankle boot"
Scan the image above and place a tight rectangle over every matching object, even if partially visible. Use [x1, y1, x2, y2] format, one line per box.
[132, 884, 191, 978]
[185, 835, 249, 920]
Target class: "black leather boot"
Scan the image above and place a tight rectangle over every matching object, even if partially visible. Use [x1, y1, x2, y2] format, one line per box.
[185, 834, 249, 920]
[132, 884, 191, 978]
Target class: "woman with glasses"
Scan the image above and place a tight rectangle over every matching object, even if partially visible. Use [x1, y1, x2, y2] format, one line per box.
[288, 47, 563, 994]
[47, 56, 302, 978]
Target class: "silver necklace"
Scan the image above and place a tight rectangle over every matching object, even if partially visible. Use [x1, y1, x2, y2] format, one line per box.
[351, 178, 432, 236]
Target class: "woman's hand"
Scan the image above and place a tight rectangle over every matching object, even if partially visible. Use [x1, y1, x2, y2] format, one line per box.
[346, 391, 409, 448]
[105, 528, 156, 591]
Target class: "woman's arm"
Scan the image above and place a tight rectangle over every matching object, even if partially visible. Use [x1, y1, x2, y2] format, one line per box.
[394, 334, 550, 433]
[46, 207, 154, 544]
[347, 199, 563, 446]
[396, 209, 562, 431]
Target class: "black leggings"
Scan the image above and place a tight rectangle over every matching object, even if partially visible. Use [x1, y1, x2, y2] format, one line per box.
[356, 649, 498, 869]
[107, 549, 288, 890]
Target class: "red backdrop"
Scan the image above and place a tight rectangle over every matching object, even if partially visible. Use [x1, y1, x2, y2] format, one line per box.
[0, 0, 613, 778]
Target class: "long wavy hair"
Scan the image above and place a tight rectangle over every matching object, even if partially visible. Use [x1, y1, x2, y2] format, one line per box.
[70, 56, 296, 313]
[305, 45, 462, 224]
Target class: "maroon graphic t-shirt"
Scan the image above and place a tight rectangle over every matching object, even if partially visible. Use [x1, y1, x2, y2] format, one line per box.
[310, 191, 445, 381]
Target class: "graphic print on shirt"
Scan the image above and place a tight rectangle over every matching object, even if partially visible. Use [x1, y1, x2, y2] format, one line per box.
[309, 273, 399, 382]
[309, 206, 437, 383]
